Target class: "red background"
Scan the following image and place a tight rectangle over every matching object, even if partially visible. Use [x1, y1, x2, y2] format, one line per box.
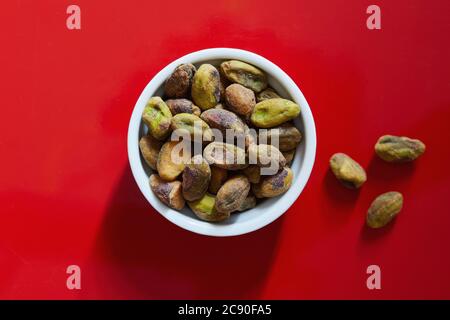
[0, 0, 449, 299]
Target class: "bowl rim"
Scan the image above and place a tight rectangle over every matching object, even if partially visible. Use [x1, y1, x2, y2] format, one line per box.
[127, 47, 316, 237]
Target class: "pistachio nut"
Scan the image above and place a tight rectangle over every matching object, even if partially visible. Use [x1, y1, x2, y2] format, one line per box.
[188, 193, 230, 222]
[258, 123, 302, 151]
[200, 108, 246, 135]
[142, 97, 172, 141]
[182, 155, 211, 201]
[209, 166, 228, 194]
[164, 63, 196, 98]
[251, 98, 300, 128]
[191, 64, 221, 110]
[248, 144, 286, 168]
[171, 113, 213, 141]
[282, 149, 296, 167]
[203, 142, 248, 170]
[242, 165, 261, 184]
[236, 195, 257, 212]
[252, 167, 293, 198]
[244, 124, 257, 149]
[165, 99, 201, 116]
[256, 88, 280, 102]
[329, 153, 367, 188]
[139, 134, 163, 170]
[225, 83, 256, 117]
[367, 191, 403, 228]
[150, 174, 185, 210]
[375, 135, 426, 162]
[220, 60, 268, 92]
[157, 141, 190, 181]
[215, 175, 251, 213]
[219, 76, 229, 102]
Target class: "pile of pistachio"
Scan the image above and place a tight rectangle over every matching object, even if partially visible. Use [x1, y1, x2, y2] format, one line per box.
[330, 135, 426, 228]
[139, 60, 303, 222]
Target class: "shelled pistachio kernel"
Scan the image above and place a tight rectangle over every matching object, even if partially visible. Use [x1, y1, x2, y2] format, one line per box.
[329, 153, 367, 188]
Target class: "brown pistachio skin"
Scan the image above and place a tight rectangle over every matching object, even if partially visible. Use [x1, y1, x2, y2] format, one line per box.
[248, 144, 286, 168]
[329, 153, 367, 189]
[258, 123, 302, 151]
[252, 167, 293, 198]
[242, 165, 261, 184]
[182, 155, 211, 201]
[165, 99, 201, 116]
[215, 175, 251, 213]
[237, 195, 257, 212]
[203, 142, 248, 170]
[200, 108, 246, 135]
[244, 125, 257, 149]
[164, 64, 196, 98]
[139, 135, 162, 170]
[157, 141, 189, 181]
[283, 149, 295, 166]
[209, 166, 228, 194]
[375, 135, 426, 162]
[256, 88, 280, 102]
[150, 174, 185, 210]
[367, 192, 403, 228]
[219, 76, 230, 102]
[225, 83, 256, 117]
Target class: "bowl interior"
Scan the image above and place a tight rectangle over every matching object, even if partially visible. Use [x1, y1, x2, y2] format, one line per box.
[130, 49, 315, 236]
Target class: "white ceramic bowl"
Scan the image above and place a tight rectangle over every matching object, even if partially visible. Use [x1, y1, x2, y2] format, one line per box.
[128, 48, 316, 237]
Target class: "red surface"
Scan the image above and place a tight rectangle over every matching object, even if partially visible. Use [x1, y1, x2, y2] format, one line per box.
[0, 0, 449, 299]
